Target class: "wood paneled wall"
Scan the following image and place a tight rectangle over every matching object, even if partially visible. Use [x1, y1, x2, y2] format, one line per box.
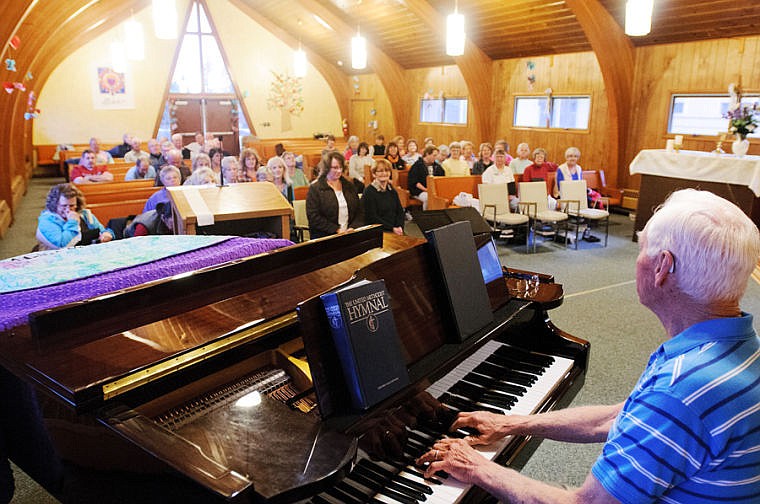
[493, 52, 610, 177]
[623, 36, 760, 189]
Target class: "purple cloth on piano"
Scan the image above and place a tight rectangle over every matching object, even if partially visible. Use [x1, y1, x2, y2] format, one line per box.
[0, 237, 292, 331]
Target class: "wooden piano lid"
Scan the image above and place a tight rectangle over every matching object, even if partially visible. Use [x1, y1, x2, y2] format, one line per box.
[6, 227, 425, 412]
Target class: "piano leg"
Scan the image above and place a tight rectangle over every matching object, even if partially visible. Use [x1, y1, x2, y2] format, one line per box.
[0, 365, 63, 502]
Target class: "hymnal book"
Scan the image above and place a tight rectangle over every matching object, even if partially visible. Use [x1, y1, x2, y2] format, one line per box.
[425, 221, 494, 342]
[320, 279, 409, 410]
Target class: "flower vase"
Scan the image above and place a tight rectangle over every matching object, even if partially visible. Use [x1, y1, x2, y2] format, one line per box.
[732, 135, 750, 156]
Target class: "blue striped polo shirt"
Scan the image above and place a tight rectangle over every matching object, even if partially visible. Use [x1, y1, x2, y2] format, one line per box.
[592, 313, 760, 503]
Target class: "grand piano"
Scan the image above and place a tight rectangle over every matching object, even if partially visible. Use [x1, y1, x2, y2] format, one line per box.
[0, 225, 589, 503]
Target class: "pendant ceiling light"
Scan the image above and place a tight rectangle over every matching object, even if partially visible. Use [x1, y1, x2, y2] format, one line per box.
[351, 26, 367, 70]
[294, 45, 308, 77]
[152, 0, 178, 39]
[446, 0, 465, 57]
[625, 0, 654, 36]
[124, 18, 145, 61]
[110, 41, 127, 73]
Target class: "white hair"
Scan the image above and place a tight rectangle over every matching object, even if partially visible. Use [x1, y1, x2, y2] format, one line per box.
[565, 146, 581, 158]
[643, 189, 760, 304]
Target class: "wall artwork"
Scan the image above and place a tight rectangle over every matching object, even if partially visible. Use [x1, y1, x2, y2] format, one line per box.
[267, 71, 304, 132]
[92, 66, 134, 110]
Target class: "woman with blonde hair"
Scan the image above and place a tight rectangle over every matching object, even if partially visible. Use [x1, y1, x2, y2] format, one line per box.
[265, 156, 294, 202]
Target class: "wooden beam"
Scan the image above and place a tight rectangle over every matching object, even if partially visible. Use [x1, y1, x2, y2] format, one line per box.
[228, 0, 351, 126]
[294, 0, 409, 136]
[403, 0, 494, 142]
[565, 0, 635, 187]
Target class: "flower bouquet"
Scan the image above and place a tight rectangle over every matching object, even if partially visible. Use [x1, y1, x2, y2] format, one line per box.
[723, 102, 758, 140]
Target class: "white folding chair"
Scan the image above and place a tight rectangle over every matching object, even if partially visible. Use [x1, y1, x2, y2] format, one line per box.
[559, 179, 609, 248]
[478, 183, 530, 252]
[518, 181, 569, 252]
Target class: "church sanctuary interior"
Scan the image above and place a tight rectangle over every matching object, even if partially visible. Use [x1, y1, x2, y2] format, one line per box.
[2, 0, 760, 503]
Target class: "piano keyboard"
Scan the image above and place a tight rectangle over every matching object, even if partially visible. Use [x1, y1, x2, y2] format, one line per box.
[309, 341, 575, 504]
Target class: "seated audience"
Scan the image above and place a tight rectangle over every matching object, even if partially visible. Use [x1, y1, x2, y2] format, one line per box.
[184, 132, 205, 159]
[144, 165, 181, 212]
[408, 145, 444, 210]
[402, 138, 421, 166]
[442, 142, 470, 177]
[372, 134, 386, 156]
[461, 140, 477, 171]
[384, 142, 406, 170]
[147, 139, 165, 169]
[154, 149, 190, 186]
[108, 132, 132, 158]
[348, 141, 376, 187]
[70, 150, 114, 184]
[192, 152, 212, 173]
[555, 146, 583, 195]
[171, 133, 191, 160]
[274, 143, 286, 158]
[183, 167, 216, 186]
[306, 152, 362, 238]
[493, 139, 514, 164]
[437, 144, 450, 165]
[418, 189, 760, 504]
[556, 146, 598, 242]
[208, 147, 224, 179]
[423, 137, 435, 147]
[509, 142, 532, 175]
[523, 147, 558, 195]
[239, 148, 261, 183]
[317, 134, 338, 179]
[265, 156, 294, 202]
[344, 135, 360, 161]
[391, 135, 406, 156]
[123, 137, 145, 163]
[125, 155, 156, 181]
[282, 151, 309, 187]
[36, 183, 114, 250]
[89, 137, 114, 165]
[471, 142, 494, 175]
[124, 201, 174, 237]
[363, 159, 404, 235]
[482, 149, 518, 210]
[221, 156, 240, 184]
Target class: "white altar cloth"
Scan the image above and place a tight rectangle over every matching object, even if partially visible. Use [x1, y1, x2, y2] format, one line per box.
[629, 149, 760, 197]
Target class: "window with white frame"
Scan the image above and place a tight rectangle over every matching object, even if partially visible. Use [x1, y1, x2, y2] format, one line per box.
[668, 94, 759, 137]
[513, 95, 590, 130]
[419, 98, 468, 125]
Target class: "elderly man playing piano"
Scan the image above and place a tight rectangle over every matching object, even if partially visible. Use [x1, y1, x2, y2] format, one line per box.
[419, 189, 760, 503]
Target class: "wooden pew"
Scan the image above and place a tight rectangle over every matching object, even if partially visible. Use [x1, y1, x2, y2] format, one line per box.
[391, 168, 421, 210]
[581, 170, 623, 208]
[88, 200, 149, 225]
[0, 200, 11, 238]
[426, 175, 483, 210]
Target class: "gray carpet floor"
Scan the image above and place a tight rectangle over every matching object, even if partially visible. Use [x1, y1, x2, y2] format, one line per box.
[3, 177, 760, 502]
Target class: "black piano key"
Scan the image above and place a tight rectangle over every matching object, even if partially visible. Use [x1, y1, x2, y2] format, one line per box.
[398, 466, 443, 485]
[475, 362, 537, 386]
[464, 372, 527, 396]
[358, 459, 434, 495]
[495, 345, 555, 367]
[406, 429, 435, 446]
[347, 472, 420, 504]
[440, 393, 504, 415]
[336, 481, 374, 502]
[485, 353, 545, 376]
[353, 464, 427, 502]
[325, 485, 364, 504]
[311, 494, 333, 504]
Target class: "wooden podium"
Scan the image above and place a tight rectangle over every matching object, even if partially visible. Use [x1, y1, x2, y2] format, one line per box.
[168, 183, 294, 238]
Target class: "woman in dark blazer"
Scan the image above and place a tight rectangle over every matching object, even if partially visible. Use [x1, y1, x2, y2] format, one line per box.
[306, 152, 363, 238]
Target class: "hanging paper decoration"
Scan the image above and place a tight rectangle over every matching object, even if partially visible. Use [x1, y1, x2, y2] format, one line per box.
[3, 82, 14, 94]
[168, 99, 178, 131]
[25, 71, 33, 81]
[526, 60, 536, 89]
[5, 59, 17, 72]
[13, 82, 25, 92]
[9, 36, 21, 50]
[24, 91, 39, 120]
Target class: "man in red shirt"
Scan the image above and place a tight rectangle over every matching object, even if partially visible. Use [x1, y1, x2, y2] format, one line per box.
[70, 150, 114, 184]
